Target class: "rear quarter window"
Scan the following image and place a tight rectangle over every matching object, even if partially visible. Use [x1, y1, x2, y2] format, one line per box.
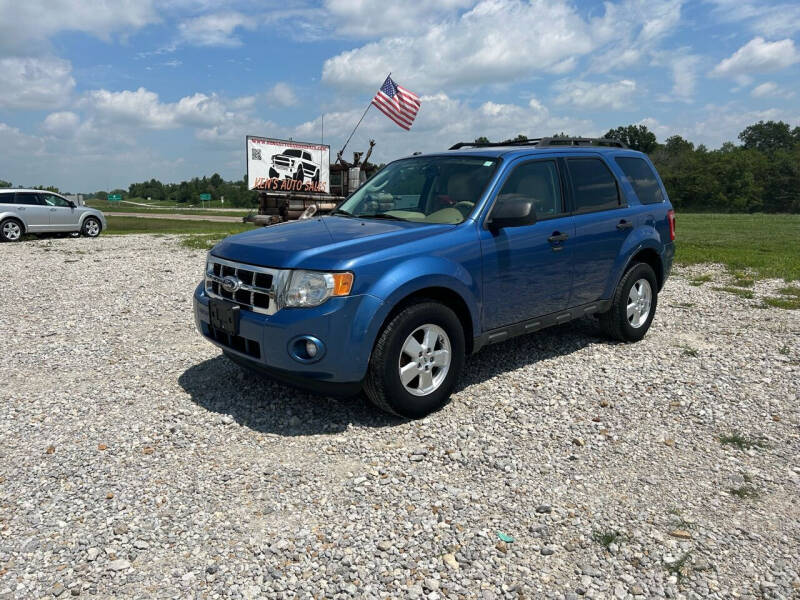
[0, 192, 14, 204]
[615, 157, 664, 205]
[567, 158, 620, 214]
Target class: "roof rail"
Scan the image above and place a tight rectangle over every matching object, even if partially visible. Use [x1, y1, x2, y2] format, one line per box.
[537, 137, 627, 148]
[449, 139, 541, 150]
[449, 137, 627, 150]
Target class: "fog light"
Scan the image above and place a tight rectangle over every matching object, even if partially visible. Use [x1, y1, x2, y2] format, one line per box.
[305, 340, 318, 358]
[288, 335, 326, 363]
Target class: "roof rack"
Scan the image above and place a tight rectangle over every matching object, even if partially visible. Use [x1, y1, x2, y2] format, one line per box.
[449, 137, 627, 150]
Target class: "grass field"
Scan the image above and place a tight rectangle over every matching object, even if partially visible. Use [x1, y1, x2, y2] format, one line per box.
[86, 199, 251, 217]
[675, 213, 799, 281]
[104, 216, 254, 236]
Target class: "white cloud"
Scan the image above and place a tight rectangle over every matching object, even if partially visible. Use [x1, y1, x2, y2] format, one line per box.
[590, 0, 684, 73]
[0, 56, 75, 110]
[750, 81, 795, 99]
[706, 0, 800, 37]
[41, 112, 80, 137]
[553, 79, 637, 110]
[83, 88, 234, 130]
[322, 0, 600, 91]
[711, 37, 800, 79]
[322, 0, 474, 37]
[0, 0, 159, 52]
[652, 50, 700, 102]
[265, 83, 298, 108]
[177, 12, 256, 47]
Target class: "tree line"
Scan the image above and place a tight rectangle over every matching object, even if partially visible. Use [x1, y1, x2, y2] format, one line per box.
[122, 173, 253, 207]
[476, 120, 800, 213]
[3, 120, 799, 212]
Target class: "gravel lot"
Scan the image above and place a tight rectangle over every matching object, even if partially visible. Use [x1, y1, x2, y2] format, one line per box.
[1, 234, 798, 600]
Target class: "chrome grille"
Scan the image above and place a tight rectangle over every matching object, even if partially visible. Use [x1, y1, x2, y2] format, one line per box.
[205, 256, 281, 315]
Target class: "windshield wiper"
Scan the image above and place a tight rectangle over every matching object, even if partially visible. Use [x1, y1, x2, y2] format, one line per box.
[329, 209, 356, 218]
[357, 213, 408, 221]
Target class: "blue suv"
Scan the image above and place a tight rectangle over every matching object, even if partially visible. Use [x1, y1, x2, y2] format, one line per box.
[194, 137, 675, 418]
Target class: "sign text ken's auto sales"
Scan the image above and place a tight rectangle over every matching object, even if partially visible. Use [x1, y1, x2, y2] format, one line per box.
[246, 136, 330, 194]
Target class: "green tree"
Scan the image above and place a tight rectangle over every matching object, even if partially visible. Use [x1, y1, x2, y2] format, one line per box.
[664, 135, 694, 155]
[0, 180, 11, 188]
[604, 125, 658, 153]
[474, 136, 490, 144]
[738, 120, 798, 153]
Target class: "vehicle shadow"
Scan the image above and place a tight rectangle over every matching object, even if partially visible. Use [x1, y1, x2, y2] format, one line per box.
[178, 354, 406, 436]
[178, 318, 607, 437]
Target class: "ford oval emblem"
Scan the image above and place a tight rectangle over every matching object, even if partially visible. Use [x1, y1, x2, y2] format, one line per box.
[221, 275, 241, 293]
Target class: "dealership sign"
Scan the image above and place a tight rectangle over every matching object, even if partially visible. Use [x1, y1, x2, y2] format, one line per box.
[246, 136, 330, 194]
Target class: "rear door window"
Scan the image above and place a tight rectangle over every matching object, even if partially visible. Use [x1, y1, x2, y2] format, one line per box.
[615, 157, 663, 204]
[567, 158, 620, 214]
[15, 192, 43, 206]
[0, 193, 14, 204]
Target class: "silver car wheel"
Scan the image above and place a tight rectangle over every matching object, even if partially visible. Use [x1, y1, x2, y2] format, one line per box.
[2, 220, 21, 241]
[626, 278, 652, 328]
[84, 219, 100, 237]
[398, 324, 451, 397]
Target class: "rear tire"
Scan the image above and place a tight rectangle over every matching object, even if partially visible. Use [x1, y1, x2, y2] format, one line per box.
[599, 262, 658, 342]
[0, 218, 23, 242]
[364, 301, 465, 418]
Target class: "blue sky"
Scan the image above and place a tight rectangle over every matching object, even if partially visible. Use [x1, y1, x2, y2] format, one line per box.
[0, 0, 798, 192]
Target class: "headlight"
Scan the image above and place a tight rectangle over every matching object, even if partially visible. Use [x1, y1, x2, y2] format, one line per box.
[285, 270, 354, 307]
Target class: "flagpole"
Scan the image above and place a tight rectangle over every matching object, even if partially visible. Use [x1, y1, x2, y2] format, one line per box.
[337, 72, 390, 162]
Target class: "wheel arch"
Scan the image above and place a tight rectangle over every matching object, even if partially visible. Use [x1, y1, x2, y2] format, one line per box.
[375, 286, 475, 355]
[80, 213, 103, 231]
[626, 247, 664, 290]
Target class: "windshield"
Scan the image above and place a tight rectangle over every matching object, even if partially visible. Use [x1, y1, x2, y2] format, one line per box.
[335, 155, 499, 224]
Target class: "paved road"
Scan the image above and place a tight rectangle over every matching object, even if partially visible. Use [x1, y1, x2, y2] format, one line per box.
[105, 211, 245, 223]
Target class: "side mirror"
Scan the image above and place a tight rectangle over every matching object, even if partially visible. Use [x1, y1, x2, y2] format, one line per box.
[488, 196, 536, 230]
[67, 200, 76, 208]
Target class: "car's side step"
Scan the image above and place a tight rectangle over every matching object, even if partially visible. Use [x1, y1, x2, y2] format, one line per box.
[472, 300, 611, 353]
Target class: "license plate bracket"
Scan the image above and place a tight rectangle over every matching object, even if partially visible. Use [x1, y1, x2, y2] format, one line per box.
[209, 299, 240, 336]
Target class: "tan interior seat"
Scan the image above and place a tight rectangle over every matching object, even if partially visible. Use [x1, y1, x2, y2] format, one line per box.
[446, 173, 476, 218]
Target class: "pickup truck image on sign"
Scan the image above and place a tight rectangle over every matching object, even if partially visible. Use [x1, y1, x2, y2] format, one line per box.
[269, 149, 320, 183]
[196, 137, 675, 418]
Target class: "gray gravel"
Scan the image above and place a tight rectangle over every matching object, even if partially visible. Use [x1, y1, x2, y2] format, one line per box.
[1, 234, 798, 599]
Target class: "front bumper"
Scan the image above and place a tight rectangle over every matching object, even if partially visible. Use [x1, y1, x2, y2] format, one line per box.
[193, 283, 383, 387]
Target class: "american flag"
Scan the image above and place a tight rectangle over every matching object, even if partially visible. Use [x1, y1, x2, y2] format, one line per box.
[371, 75, 420, 130]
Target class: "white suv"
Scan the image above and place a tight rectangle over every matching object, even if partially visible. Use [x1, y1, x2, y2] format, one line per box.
[0, 189, 107, 242]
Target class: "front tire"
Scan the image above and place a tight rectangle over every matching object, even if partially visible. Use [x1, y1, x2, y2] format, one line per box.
[0, 218, 23, 242]
[599, 262, 658, 341]
[81, 217, 101, 238]
[364, 301, 465, 418]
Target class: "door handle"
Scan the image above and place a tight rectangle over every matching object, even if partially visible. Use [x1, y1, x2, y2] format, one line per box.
[616, 219, 633, 230]
[50, 208, 57, 211]
[548, 232, 569, 243]
[17, 207, 25, 211]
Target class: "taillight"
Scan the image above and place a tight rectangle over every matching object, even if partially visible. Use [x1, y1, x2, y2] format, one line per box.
[667, 210, 676, 241]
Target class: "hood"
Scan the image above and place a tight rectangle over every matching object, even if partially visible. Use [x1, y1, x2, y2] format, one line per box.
[212, 215, 455, 270]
